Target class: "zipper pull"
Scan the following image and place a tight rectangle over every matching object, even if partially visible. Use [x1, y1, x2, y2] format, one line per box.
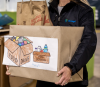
[58, 17, 60, 21]
[54, 15, 57, 22]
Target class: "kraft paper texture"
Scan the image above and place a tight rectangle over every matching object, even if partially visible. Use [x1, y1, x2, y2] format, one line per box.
[8, 25, 84, 83]
[17, 0, 52, 26]
[9, 0, 52, 86]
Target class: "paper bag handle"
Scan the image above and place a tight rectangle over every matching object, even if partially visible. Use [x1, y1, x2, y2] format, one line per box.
[20, 0, 47, 14]
[20, 0, 33, 14]
[22, 0, 32, 3]
[21, 0, 46, 5]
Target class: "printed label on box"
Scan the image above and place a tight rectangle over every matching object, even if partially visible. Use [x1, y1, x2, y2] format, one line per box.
[3, 36, 58, 71]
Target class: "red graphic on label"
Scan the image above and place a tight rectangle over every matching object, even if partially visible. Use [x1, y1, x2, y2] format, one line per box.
[31, 15, 43, 25]
[44, 16, 50, 25]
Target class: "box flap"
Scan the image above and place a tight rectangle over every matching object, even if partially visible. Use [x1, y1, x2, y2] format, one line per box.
[24, 37, 33, 43]
[5, 39, 19, 53]
[21, 44, 33, 55]
[33, 51, 50, 56]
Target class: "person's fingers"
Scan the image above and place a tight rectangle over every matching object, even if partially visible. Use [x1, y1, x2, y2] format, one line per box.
[6, 71, 10, 75]
[60, 71, 71, 86]
[57, 68, 64, 77]
[55, 66, 72, 86]
[55, 76, 65, 85]
[6, 65, 9, 70]
[6, 65, 11, 76]
[61, 79, 67, 86]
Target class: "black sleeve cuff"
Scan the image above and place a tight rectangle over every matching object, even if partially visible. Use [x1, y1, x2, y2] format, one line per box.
[64, 63, 76, 76]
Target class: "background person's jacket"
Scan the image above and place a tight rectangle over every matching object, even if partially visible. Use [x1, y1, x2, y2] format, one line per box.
[48, 0, 97, 86]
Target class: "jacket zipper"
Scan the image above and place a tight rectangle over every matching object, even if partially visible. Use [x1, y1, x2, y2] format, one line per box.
[58, 17, 60, 21]
[50, 5, 61, 25]
[57, 16, 60, 25]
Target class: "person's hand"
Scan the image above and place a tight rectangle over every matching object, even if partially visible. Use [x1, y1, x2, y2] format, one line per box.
[6, 65, 11, 75]
[55, 66, 72, 86]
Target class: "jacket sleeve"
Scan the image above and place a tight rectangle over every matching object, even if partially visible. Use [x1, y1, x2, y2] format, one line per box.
[64, 7, 97, 75]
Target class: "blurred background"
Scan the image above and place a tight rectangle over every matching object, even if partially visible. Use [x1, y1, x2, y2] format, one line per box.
[0, 0, 100, 87]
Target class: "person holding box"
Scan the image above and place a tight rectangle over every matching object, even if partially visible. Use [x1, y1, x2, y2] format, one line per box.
[36, 0, 97, 87]
[6, 0, 97, 87]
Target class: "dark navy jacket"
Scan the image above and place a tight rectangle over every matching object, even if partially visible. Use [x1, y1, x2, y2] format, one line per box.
[48, 0, 97, 86]
[37, 0, 97, 86]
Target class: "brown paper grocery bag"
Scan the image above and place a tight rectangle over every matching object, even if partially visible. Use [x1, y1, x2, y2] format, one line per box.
[7, 25, 84, 83]
[11, 0, 52, 86]
[43, 1, 53, 26]
[17, 0, 52, 26]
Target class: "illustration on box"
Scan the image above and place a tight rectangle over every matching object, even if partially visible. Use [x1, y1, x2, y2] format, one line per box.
[4, 36, 51, 66]
[4, 36, 33, 66]
[33, 44, 50, 64]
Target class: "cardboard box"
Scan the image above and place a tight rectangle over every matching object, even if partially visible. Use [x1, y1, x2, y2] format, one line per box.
[5, 37, 33, 66]
[33, 51, 50, 64]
